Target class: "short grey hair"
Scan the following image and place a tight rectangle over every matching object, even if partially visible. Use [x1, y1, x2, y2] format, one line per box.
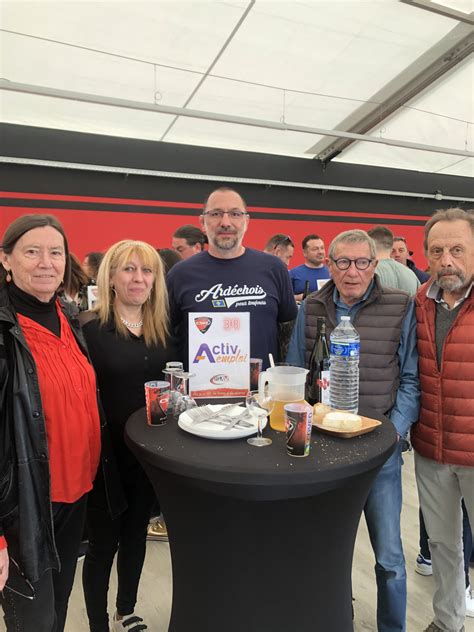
[424, 207, 474, 253]
[328, 229, 376, 260]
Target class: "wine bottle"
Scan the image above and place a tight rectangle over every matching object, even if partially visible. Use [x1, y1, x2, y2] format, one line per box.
[302, 280, 311, 300]
[306, 317, 330, 405]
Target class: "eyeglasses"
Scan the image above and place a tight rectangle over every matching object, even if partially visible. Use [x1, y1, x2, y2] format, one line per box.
[2, 558, 35, 600]
[273, 235, 293, 249]
[201, 210, 248, 220]
[330, 257, 373, 271]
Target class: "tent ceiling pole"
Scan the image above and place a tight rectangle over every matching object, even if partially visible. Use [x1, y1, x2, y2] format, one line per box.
[0, 80, 472, 159]
[400, 0, 474, 25]
[1, 156, 473, 203]
[306, 23, 474, 162]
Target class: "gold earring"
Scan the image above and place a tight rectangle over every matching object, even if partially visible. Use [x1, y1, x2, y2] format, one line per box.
[5, 271, 11, 283]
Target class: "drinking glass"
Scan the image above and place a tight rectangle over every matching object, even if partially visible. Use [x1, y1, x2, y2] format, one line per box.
[174, 372, 197, 415]
[163, 362, 184, 415]
[246, 390, 274, 447]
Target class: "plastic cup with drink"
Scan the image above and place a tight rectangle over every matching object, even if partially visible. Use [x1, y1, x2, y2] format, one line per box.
[144, 381, 170, 426]
[284, 402, 313, 457]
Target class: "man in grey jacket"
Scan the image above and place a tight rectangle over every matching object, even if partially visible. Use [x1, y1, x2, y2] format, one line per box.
[287, 229, 419, 632]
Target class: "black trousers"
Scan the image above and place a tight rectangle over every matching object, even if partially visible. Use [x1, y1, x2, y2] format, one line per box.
[82, 459, 156, 632]
[1, 495, 87, 632]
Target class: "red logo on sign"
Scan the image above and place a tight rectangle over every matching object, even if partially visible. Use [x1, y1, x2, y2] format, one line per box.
[194, 317, 212, 334]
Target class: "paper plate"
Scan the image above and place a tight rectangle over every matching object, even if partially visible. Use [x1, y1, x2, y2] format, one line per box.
[178, 404, 267, 440]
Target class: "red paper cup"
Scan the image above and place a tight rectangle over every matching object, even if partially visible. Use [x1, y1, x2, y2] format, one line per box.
[145, 381, 170, 426]
[249, 358, 263, 391]
[284, 403, 313, 457]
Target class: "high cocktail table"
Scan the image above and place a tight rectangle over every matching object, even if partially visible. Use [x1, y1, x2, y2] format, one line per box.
[126, 406, 396, 632]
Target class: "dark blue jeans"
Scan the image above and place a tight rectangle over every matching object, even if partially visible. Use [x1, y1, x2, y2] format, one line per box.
[364, 442, 406, 632]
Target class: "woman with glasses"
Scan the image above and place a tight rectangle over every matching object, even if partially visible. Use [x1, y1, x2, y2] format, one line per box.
[79, 240, 173, 632]
[0, 214, 124, 632]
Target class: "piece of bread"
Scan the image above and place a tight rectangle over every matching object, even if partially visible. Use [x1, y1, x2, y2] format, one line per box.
[312, 402, 332, 424]
[322, 411, 362, 431]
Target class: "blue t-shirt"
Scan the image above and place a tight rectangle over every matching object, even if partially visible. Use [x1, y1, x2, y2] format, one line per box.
[289, 264, 331, 294]
[167, 248, 298, 370]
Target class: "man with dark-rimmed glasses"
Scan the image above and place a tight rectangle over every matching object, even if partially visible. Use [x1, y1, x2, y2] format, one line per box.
[287, 229, 419, 632]
[167, 187, 297, 370]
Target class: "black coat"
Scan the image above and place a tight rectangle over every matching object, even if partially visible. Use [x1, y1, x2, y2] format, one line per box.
[0, 288, 126, 582]
[407, 259, 430, 284]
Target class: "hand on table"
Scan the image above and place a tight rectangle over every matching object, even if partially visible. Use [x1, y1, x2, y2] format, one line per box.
[0, 547, 9, 590]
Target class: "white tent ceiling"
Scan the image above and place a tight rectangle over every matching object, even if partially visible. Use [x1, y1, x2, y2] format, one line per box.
[1, 0, 473, 177]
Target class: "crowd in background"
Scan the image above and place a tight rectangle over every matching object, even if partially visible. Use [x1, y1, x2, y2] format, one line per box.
[0, 194, 472, 632]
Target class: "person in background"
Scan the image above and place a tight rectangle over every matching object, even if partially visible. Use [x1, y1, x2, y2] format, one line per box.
[287, 229, 419, 632]
[367, 226, 419, 296]
[62, 253, 90, 311]
[391, 236, 430, 283]
[83, 251, 104, 283]
[0, 214, 123, 632]
[171, 224, 207, 259]
[167, 187, 297, 369]
[80, 239, 174, 632]
[157, 247, 182, 274]
[263, 234, 295, 267]
[289, 234, 330, 301]
[412, 208, 474, 632]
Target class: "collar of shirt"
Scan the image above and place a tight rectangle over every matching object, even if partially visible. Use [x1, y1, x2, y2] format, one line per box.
[426, 280, 473, 310]
[332, 280, 375, 323]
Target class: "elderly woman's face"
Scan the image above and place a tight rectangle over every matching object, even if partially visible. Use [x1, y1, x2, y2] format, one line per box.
[2, 226, 66, 302]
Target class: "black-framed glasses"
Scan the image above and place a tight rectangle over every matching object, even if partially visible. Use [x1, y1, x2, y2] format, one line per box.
[273, 235, 293, 249]
[330, 257, 373, 271]
[2, 557, 35, 600]
[201, 210, 248, 220]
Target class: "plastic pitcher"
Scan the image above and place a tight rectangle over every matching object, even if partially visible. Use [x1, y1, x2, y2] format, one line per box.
[258, 365, 309, 431]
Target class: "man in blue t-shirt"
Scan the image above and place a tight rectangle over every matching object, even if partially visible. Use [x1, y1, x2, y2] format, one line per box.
[167, 187, 298, 370]
[289, 234, 331, 300]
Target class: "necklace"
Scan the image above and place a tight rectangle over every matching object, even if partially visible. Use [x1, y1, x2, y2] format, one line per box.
[120, 316, 143, 329]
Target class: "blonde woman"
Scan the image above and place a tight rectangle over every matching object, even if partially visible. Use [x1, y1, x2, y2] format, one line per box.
[79, 240, 173, 632]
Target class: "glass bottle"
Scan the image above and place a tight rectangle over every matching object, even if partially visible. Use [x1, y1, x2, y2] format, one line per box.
[306, 317, 330, 405]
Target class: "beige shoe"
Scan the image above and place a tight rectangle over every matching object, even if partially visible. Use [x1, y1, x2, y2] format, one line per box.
[146, 515, 168, 541]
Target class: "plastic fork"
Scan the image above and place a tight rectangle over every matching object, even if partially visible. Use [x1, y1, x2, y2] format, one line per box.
[186, 403, 240, 425]
[222, 410, 254, 431]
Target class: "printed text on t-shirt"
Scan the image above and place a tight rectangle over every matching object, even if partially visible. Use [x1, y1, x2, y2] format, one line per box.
[194, 283, 267, 308]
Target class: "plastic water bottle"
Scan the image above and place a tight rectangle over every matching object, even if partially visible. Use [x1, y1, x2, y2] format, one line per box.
[329, 316, 360, 413]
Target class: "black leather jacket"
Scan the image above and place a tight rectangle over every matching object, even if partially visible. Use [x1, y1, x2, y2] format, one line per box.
[0, 288, 126, 582]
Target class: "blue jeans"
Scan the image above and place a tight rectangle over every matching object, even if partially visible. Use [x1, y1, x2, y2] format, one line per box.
[364, 442, 406, 632]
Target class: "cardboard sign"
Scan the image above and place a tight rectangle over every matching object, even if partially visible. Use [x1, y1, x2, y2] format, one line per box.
[317, 278, 330, 291]
[188, 312, 250, 398]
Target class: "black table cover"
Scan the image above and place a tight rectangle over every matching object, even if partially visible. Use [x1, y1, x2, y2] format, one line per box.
[126, 406, 396, 632]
